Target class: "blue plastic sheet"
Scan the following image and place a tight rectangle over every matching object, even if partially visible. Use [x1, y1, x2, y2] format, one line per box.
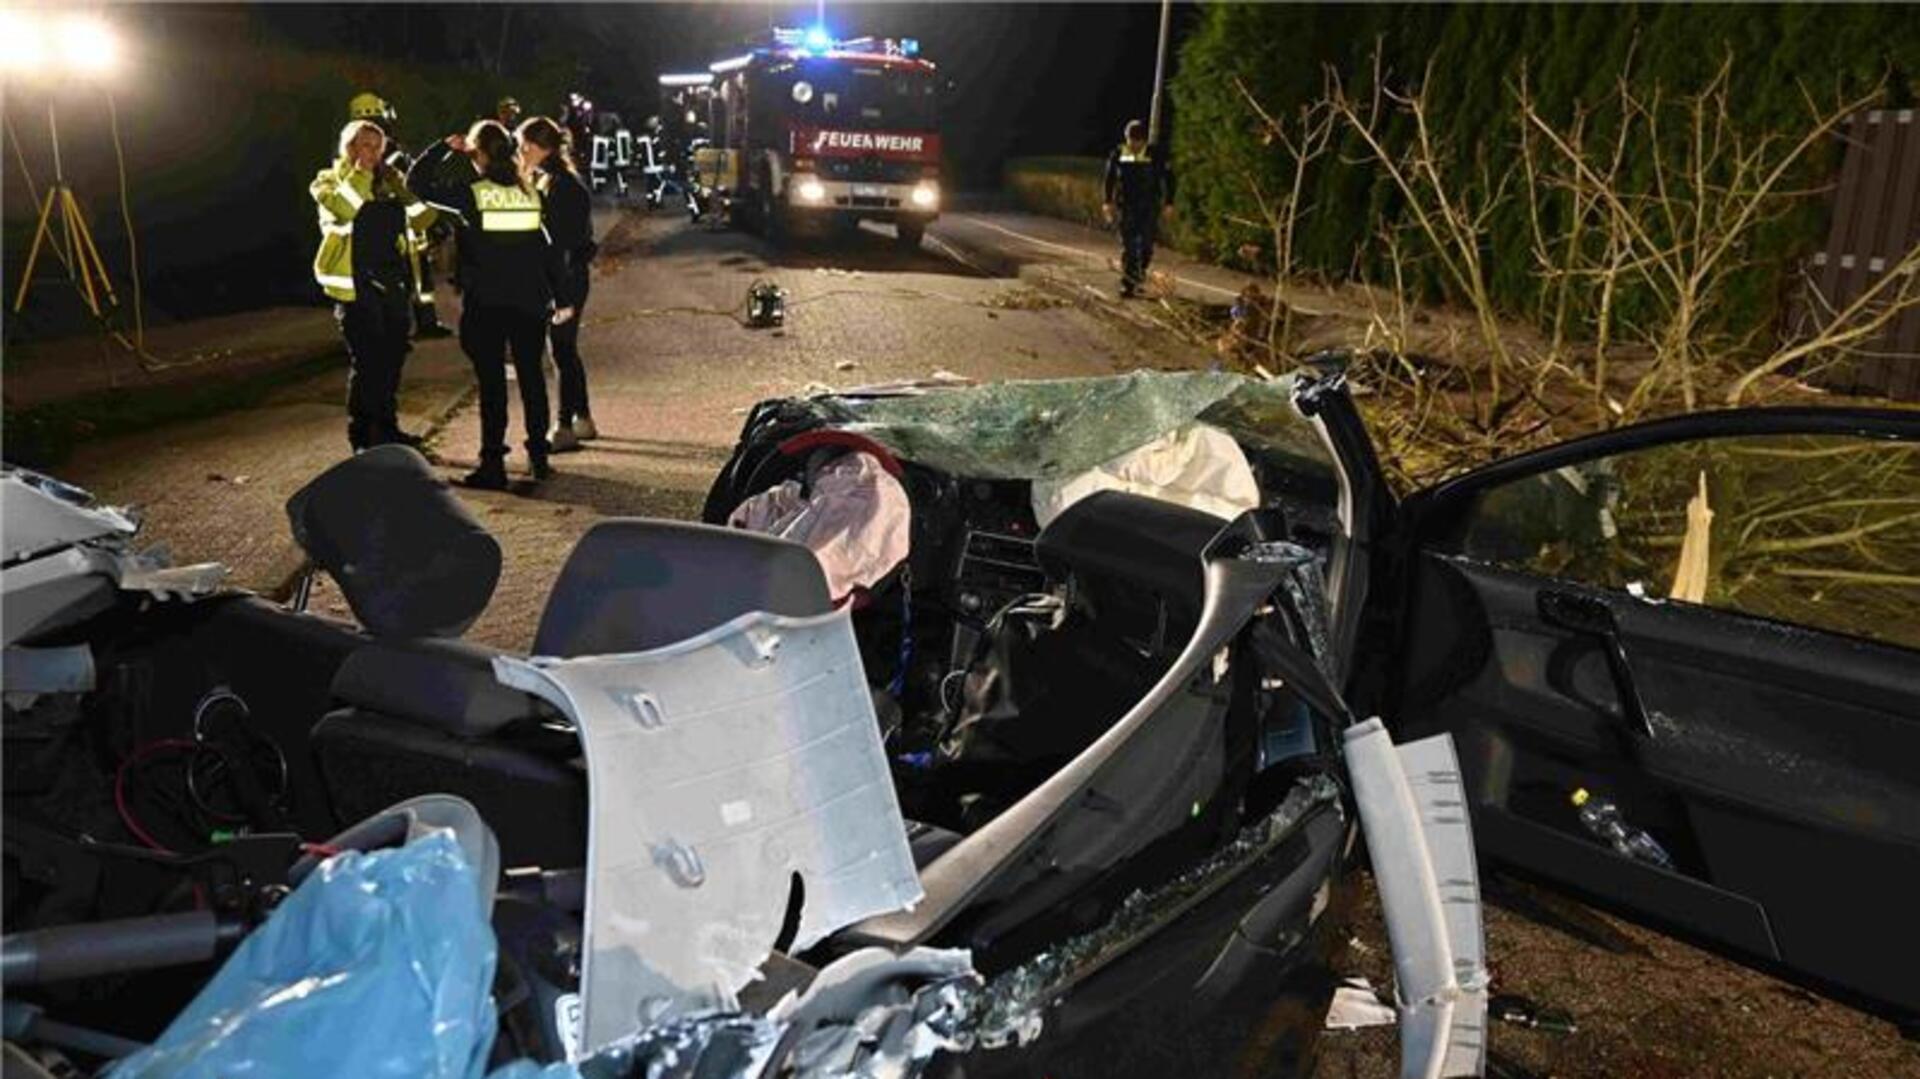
[111, 831, 497, 1079]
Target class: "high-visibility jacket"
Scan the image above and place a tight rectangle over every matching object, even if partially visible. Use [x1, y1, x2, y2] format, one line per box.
[310, 158, 437, 303]
[407, 142, 564, 315]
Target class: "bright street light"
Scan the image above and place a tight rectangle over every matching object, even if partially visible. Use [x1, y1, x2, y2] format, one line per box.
[0, 9, 47, 74]
[0, 10, 121, 78]
[56, 15, 120, 76]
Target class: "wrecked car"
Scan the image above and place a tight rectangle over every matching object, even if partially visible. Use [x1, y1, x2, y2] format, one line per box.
[3, 360, 1913, 1076]
[706, 363, 1920, 1052]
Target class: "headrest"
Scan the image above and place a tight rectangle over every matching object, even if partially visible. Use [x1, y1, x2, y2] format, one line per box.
[286, 446, 500, 639]
[533, 519, 830, 657]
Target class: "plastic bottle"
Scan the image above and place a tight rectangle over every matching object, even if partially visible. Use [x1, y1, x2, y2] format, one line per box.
[1570, 787, 1673, 869]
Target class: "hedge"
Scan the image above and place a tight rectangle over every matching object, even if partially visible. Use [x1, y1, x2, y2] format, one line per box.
[1167, 3, 1920, 344]
[1004, 156, 1109, 228]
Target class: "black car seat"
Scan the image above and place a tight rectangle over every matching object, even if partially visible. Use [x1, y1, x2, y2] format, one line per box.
[297, 449, 834, 866]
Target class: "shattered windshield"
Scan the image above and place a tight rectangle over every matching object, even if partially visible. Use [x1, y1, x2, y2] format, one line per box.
[814, 370, 1335, 486]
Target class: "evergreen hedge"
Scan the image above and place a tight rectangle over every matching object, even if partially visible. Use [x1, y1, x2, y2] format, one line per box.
[1169, 3, 1920, 343]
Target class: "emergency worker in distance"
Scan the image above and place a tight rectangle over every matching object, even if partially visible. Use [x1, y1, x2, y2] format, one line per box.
[310, 119, 436, 453]
[408, 120, 572, 490]
[1102, 119, 1172, 299]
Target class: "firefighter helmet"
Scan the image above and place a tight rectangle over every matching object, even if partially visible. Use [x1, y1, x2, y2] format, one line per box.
[348, 92, 393, 124]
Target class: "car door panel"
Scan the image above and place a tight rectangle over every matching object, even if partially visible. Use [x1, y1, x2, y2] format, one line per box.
[1470, 805, 1782, 960]
[1398, 541, 1920, 1017]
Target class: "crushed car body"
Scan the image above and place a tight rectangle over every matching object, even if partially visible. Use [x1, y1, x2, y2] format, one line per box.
[7, 358, 1912, 1076]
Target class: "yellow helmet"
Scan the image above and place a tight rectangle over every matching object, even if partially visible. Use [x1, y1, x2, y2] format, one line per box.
[348, 91, 392, 123]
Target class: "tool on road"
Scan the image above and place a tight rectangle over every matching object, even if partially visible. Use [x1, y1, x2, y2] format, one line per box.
[746, 280, 787, 328]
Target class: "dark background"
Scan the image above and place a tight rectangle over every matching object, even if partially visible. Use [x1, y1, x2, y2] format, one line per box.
[1, 2, 1191, 327]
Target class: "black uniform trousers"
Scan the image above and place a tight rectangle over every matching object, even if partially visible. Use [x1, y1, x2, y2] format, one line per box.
[550, 274, 591, 427]
[336, 277, 413, 451]
[460, 302, 551, 462]
[1120, 210, 1157, 293]
[412, 252, 443, 332]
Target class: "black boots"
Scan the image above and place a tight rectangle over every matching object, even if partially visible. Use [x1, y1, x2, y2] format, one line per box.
[463, 459, 509, 491]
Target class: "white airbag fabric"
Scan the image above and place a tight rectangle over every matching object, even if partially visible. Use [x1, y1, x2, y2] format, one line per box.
[1030, 423, 1261, 528]
[728, 454, 912, 602]
[494, 607, 923, 1055]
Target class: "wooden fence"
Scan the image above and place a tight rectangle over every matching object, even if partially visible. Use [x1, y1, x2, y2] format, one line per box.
[1799, 108, 1920, 401]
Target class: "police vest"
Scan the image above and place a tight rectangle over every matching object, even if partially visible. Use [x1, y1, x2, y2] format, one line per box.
[472, 180, 542, 233]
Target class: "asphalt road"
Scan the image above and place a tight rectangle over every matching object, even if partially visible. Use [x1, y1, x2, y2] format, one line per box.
[38, 205, 1920, 1079]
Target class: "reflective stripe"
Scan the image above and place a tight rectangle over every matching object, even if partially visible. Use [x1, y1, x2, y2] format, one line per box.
[481, 209, 542, 232]
[337, 182, 365, 209]
[405, 202, 432, 219]
[316, 273, 355, 292]
[320, 221, 353, 237]
[417, 290, 434, 304]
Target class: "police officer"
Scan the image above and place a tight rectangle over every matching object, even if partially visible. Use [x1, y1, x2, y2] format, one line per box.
[517, 117, 598, 451]
[311, 119, 436, 452]
[1102, 119, 1171, 298]
[495, 96, 523, 129]
[409, 120, 572, 490]
[349, 91, 451, 339]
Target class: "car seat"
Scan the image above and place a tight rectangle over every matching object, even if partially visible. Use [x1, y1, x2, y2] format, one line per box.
[295, 448, 833, 866]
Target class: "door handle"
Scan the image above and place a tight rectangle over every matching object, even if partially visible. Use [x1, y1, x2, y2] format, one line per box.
[1537, 590, 1654, 740]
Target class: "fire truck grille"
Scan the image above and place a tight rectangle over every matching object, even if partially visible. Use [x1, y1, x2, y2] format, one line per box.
[817, 158, 924, 184]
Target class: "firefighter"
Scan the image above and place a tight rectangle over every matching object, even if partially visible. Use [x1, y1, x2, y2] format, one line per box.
[408, 120, 573, 490]
[349, 91, 451, 338]
[517, 116, 599, 451]
[311, 119, 436, 452]
[1102, 119, 1171, 298]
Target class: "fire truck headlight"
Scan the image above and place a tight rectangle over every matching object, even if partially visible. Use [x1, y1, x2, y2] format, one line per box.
[796, 176, 828, 203]
[792, 81, 814, 105]
[910, 183, 939, 209]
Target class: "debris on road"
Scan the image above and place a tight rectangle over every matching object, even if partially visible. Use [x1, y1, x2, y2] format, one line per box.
[1490, 993, 1578, 1035]
[980, 286, 1067, 311]
[1324, 977, 1398, 1031]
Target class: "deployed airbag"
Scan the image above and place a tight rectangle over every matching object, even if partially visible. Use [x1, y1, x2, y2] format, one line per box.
[1031, 423, 1260, 528]
[728, 452, 912, 602]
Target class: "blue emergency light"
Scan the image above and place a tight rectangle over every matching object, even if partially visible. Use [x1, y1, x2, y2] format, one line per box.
[803, 26, 833, 52]
[900, 37, 919, 56]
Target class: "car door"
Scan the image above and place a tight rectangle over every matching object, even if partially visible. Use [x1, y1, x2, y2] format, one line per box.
[1355, 407, 1920, 1023]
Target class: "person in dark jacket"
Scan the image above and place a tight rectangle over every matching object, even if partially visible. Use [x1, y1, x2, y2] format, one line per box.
[1102, 119, 1171, 298]
[349, 91, 451, 340]
[408, 120, 573, 490]
[517, 116, 599, 451]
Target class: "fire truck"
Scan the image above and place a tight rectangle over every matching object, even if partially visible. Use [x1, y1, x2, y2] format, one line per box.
[662, 28, 943, 249]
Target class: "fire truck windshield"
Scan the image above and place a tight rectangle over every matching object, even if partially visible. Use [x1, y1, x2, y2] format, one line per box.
[776, 59, 937, 131]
